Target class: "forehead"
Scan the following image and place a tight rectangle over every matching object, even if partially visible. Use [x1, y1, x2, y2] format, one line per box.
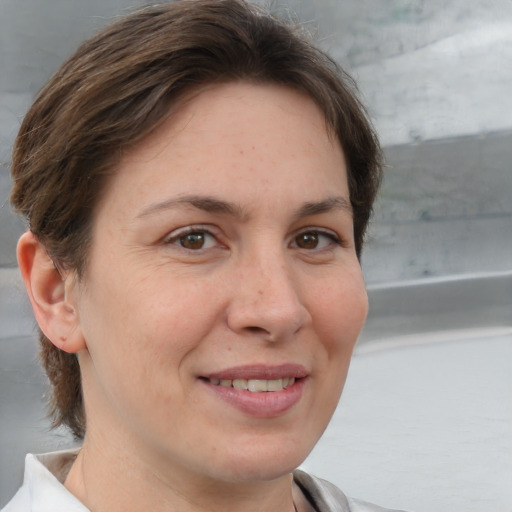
[135, 81, 337, 155]
[98, 81, 348, 218]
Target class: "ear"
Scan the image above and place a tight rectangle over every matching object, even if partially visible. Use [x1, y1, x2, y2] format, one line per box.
[17, 231, 86, 353]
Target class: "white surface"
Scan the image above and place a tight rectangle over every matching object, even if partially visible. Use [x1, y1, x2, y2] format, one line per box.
[303, 332, 512, 512]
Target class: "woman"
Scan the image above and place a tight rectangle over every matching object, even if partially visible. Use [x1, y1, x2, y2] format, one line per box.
[4, 1, 400, 511]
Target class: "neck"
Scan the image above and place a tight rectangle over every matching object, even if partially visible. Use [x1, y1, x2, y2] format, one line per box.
[64, 434, 298, 512]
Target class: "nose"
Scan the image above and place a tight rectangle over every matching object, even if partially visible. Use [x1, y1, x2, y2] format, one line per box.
[226, 252, 311, 342]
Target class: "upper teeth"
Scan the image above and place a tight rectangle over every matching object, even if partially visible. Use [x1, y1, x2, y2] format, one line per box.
[208, 377, 295, 392]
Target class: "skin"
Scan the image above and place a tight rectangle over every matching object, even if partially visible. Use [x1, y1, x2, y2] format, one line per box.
[18, 82, 368, 512]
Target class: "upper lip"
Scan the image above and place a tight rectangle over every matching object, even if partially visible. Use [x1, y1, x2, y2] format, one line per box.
[201, 364, 308, 381]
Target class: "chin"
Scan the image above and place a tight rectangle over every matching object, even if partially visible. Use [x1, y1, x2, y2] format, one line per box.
[219, 460, 300, 484]
[210, 434, 315, 483]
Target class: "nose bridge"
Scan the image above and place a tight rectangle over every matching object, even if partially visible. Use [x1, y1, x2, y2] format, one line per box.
[251, 246, 295, 303]
[227, 242, 310, 340]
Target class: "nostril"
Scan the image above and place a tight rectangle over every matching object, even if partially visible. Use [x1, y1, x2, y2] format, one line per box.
[243, 325, 278, 342]
[246, 326, 267, 334]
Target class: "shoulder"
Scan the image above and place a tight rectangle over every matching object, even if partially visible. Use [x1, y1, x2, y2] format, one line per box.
[1, 451, 88, 512]
[293, 469, 409, 512]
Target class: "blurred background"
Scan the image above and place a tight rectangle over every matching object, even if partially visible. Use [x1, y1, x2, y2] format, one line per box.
[1, 1, 511, 510]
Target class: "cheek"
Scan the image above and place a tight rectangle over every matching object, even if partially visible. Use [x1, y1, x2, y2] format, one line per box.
[312, 273, 368, 352]
[310, 273, 368, 412]
[79, 268, 222, 381]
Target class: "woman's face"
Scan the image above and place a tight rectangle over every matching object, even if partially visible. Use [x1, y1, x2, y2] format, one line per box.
[74, 82, 368, 484]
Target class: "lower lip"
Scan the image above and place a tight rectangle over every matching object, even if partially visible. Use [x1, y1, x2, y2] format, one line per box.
[201, 378, 306, 418]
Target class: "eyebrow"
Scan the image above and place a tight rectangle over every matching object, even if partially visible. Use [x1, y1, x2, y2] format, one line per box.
[296, 196, 353, 218]
[137, 195, 245, 220]
[137, 194, 352, 220]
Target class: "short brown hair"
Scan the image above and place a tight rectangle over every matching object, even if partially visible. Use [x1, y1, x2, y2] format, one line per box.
[11, 0, 383, 438]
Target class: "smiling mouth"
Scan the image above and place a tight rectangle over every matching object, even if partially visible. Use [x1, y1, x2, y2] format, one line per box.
[205, 377, 296, 392]
[200, 367, 307, 416]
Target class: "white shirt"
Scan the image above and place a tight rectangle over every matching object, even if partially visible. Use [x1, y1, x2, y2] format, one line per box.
[2, 450, 405, 512]
[2, 451, 88, 512]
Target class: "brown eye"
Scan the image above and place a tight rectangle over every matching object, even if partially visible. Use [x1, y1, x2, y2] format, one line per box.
[166, 227, 219, 251]
[295, 232, 319, 249]
[179, 232, 206, 250]
[292, 230, 341, 250]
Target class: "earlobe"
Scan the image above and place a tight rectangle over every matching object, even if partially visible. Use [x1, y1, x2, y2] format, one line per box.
[17, 231, 86, 354]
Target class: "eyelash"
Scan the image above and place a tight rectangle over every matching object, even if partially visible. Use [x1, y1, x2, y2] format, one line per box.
[164, 225, 343, 252]
[163, 225, 220, 250]
[291, 228, 342, 250]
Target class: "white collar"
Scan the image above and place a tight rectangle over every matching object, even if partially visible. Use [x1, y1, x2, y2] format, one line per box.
[2, 450, 89, 512]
